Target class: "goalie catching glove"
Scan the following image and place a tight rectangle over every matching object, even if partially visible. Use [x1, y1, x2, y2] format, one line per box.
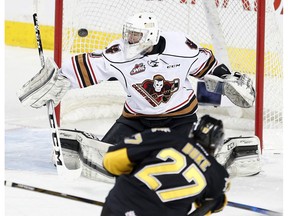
[17, 57, 71, 108]
[204, 67, 255, 108]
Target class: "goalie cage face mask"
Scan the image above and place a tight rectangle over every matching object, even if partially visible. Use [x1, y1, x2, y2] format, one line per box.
[122, 12, 160, 59]
[189, 115, 224, 156]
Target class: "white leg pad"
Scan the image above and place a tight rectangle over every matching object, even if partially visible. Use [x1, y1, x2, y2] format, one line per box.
[226, 155, 261, 177]
[216, 136, 261, 177]
[59, 129, 115, 183]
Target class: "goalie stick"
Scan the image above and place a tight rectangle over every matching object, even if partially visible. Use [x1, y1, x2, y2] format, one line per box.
[32, 13, 82, 179]
[5, 180, 282, 216]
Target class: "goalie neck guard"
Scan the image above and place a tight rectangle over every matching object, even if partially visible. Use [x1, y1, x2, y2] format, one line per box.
[189, 115, 224, 156]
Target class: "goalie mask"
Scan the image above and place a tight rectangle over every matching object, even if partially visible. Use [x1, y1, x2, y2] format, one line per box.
[189, 115, 224, 156]
[123, 12, 160, 59]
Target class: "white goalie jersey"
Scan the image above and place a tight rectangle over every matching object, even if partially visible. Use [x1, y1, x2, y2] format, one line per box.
[60, 31, 219, 118]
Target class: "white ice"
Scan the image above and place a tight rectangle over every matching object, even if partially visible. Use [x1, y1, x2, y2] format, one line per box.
[4, 46, 285, 216]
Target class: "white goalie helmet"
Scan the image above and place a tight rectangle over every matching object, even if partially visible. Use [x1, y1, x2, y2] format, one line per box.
[123, 12, 160, 59]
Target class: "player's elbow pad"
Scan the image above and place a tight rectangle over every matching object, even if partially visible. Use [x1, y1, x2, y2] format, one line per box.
[103, 148, 134, 176]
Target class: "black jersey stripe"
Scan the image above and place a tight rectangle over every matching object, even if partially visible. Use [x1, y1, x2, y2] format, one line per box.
[194, 50, 217, 78]
[75, 55, 88, 87]
[82, 53, 96, 85]
[75, 54, 95, 87]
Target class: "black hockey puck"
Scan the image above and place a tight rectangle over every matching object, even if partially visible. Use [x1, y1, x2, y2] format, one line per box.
[78, 28, 88, 37]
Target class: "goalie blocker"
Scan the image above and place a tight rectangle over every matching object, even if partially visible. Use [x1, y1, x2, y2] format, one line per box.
[17, 57, 71, 108]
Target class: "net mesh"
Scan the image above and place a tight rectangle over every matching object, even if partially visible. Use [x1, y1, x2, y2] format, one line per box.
[59, 0, 282, 148]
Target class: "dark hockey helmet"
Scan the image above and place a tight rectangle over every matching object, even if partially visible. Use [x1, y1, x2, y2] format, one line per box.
[189, 115, 224, 156]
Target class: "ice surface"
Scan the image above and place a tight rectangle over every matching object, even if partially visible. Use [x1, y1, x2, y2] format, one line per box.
[4, 46, 284, 215]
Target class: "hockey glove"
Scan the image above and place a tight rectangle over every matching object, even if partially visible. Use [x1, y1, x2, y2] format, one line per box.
[194, 194, 228, 215]
[204, 72, 255, 108]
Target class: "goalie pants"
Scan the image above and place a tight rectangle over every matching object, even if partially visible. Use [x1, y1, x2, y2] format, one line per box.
[101, 113, 198, 144]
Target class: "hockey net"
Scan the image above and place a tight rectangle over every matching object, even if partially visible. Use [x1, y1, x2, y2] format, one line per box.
[56, 0, 283, 149]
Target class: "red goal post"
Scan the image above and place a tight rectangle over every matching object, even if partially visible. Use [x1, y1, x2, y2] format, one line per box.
[53, 0, 283, 151]
[54, 0, 63, 127]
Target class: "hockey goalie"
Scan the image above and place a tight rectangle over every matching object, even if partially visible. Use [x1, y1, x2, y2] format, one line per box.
[17, 12, 260, 182]
[16, 59, 260, 182]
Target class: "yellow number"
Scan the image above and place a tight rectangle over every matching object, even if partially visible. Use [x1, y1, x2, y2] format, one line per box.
[135, 148, 185, 190]
[124, 133, 143, 145]
[135, 148, 207, 202]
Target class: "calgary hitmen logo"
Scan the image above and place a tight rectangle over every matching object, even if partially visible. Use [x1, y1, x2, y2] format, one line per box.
[132, 75, 179, 107]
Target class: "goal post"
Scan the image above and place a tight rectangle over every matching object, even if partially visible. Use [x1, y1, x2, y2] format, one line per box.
[53, 0, 283, 151]
[54, 0, 63, 126]
[255, 0, 266, 150]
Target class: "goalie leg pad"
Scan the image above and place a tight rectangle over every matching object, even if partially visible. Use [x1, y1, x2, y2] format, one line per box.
[59, 129, 115, 183]
[17, 57, 71, 108]
[61, 148, 82, 170]
[226, 154, 261, 177]
[58, 129, 81, 170]
[216, 136, 261, 177]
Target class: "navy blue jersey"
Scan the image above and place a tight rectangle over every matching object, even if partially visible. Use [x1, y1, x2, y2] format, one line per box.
[102, 128, 229, 216]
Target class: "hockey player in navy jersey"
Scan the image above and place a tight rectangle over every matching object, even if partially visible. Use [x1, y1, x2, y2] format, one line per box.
[101, 115, 230, 216]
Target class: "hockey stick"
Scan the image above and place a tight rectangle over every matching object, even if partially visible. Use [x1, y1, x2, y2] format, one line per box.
[32, 13, 45, 68]
[188, 199, 217, 216]
[227, 201, 282, 216]
[190, 200, 282, 216]
[5, 180, 282, 215]
[5, 180, 104, 206]
[4, 180, 211, 215]
[32, 13, 82, 178]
